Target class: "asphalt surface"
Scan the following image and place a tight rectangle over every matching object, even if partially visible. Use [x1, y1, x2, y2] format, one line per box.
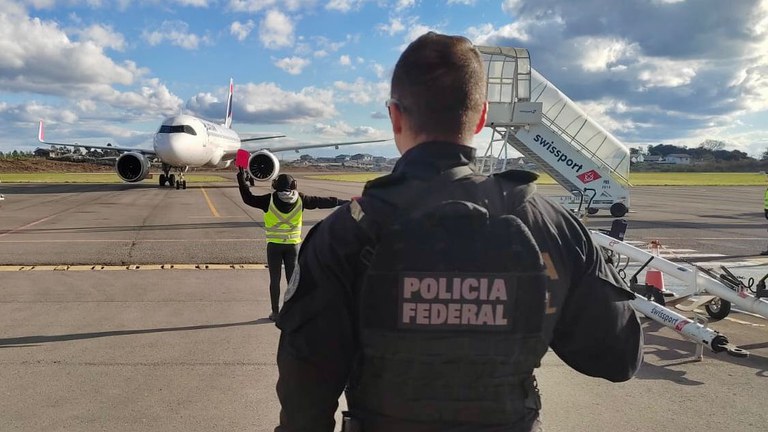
[1, 174, 768, 431]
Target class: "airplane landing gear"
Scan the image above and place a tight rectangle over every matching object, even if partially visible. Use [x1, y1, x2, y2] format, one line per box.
[160, 164, 186, 189]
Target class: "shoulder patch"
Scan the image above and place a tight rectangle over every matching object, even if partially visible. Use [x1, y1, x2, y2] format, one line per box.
[492, 169, 539, 184]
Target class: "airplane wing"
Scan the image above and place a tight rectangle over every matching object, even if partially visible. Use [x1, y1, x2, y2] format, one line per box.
[256, 138, 391, 153]
[240, 134, 286, 143]
[37, 121, 156, 157]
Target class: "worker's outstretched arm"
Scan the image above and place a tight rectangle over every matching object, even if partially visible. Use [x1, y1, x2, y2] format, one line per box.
[236, 170, 270, 211]
[299, 192, 350, 210]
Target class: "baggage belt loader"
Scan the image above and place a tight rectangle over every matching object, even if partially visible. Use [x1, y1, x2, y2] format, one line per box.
[591, 230, 752, 358]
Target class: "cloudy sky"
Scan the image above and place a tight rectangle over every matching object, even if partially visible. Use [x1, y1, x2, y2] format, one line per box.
[1, 0, 766, 158]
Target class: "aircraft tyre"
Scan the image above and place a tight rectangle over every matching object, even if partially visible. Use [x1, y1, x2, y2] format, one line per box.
[169, 174, 176, 186]
[176, 180, 181, 190]
[182, 180, 187, 190]
[610, 202, 628, 218]
[587, 207, 599, 215]
[159, 174, 166, 186]
[705, 298, 731, 320]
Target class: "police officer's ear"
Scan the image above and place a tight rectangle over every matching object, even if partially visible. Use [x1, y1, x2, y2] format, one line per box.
[387, 99, 404, 136]
[474, 101, 488, 135]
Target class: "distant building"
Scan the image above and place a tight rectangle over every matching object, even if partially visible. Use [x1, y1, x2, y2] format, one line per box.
[665, 154, 692, 165]
[350, 153, 373, 162]
[644, 155, 664, 163]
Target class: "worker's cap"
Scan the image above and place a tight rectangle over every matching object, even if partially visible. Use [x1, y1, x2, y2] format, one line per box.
[273, 174, 297, 191]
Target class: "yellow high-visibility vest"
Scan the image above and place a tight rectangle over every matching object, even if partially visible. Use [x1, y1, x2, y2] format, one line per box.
[264, 195, 303, 244]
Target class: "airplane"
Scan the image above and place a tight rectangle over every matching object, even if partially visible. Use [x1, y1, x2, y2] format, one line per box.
[37, 79, 389, 189]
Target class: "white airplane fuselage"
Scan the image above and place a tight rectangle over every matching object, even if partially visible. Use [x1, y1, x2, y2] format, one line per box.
[152, 114, 240, 168]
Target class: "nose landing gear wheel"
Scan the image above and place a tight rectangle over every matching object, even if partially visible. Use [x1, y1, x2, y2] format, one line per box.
[159, 174, 167, 186]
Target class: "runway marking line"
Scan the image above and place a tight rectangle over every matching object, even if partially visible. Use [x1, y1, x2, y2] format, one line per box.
[0, 264, 267, 272]
[200, 187, 220, 218]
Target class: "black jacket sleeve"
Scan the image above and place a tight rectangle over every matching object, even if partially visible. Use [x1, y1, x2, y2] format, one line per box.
[299, 192, 350, 210]
[236, 171, 271, 212]
[274, 203, 363, 431]
[549, 213, 643, 383]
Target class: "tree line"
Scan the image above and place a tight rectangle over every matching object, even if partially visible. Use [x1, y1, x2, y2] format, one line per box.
[630, 140, 768, 172]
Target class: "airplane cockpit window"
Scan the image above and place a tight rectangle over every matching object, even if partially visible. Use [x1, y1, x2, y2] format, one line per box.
[157, 125, 198, 135]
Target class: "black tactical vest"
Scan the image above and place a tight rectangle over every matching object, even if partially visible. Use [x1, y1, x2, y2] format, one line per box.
[347, 168, 550, 425]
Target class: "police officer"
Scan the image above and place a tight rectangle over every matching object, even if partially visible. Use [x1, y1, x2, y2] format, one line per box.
[274, 32, 643, 431]
[236, 170, 348, 321]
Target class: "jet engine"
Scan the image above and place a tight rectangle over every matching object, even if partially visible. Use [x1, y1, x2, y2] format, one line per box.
[247, 150, 280, 182]
[115, 152, 151, 183]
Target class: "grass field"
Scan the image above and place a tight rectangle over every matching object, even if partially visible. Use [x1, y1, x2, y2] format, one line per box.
[308, 171, 768, 186]
[0, 173, 230, 183]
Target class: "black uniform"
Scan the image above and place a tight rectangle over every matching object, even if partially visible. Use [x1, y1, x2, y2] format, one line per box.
[237, 171, 348, 315]
[274, 142, 643, 432]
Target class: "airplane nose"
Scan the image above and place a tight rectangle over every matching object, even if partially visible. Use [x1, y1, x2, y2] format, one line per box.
[154, 134, 186, 165]
[154, 132, 207, 166]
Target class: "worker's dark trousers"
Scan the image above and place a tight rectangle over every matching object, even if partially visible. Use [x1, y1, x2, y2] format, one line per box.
[266, 242, 299, 315]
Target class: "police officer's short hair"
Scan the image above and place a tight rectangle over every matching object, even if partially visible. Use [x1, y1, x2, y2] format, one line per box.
[391, 32, 486, 140]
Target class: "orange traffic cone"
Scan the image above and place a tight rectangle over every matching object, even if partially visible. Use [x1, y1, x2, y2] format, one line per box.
[645, 269, 665, 291]
[646, 240, 673, 298]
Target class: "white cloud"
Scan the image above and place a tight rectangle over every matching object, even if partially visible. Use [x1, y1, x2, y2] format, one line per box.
[325, 0, 365, 13]
[334, 78, 389, 105]
[274, 56, 310, 75]
[447, 0, 475, 4]
[371, 62, 387, 80]
[379, 17, 405, 36]
[309, 120, 387, 139]
[573, 37, 639, 73]
[501, 0, 522, 14]
[0, 101, 79, 124]
[75, 24, 126, 51]
[394, 0, 415, 11]
[187, 82, 337, 124]
[175, 0, 211, 6]
[228, 0, 316, 12]
[230, 20, 255, 41]
[0, 9, 140, 92]
[635, 57, 701, 89]
[143, 20, 209, 50]
[259, 9, 294, 49]
[228, 0, 277, 12]
[339, 54, 351, 66]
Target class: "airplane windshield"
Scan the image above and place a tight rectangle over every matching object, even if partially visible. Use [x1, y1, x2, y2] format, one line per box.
[157, 125, 197, 135]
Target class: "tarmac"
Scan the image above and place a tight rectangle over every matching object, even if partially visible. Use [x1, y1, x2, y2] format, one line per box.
[1, 174, 767, 431]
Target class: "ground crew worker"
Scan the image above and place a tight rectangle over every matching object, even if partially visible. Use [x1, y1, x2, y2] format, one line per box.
[273, 32, 643, 431]
[762, 185, 768, 255]
[236, 170, 348, 321]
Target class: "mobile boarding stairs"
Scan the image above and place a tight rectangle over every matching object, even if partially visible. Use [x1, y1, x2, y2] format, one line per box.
[476, 46, 631, 217]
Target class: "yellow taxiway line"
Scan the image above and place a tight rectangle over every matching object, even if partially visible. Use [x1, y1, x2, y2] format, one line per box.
[200, 187, 221, 218]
